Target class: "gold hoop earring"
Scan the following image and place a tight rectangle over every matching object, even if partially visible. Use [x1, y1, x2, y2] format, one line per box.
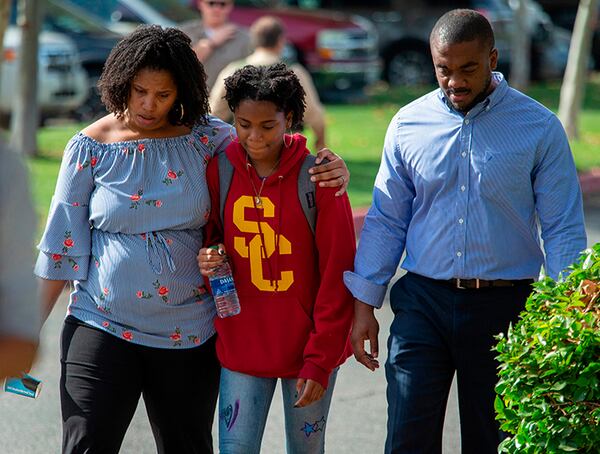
[229, 125, 239, 144]
[178, 102, 184, 122]
[283, 131, 293, 148]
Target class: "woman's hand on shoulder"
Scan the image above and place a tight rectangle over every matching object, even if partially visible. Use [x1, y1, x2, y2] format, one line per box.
[310, 148, 350, 197]
[197, 244, 227, 277]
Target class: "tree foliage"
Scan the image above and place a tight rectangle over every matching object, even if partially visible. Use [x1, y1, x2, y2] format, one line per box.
[495, 243, 600, 453]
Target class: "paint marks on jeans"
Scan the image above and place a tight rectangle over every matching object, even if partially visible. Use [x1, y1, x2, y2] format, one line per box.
[220, 399, 240, 431]
[300, 416, 326, 438]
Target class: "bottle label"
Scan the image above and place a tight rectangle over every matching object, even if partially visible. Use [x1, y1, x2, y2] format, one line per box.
[211, 275, 235, 296]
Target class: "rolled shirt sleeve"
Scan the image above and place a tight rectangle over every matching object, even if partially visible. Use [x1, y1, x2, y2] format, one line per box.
[34, 136, 95, 281]
[344, 114, 414, 308]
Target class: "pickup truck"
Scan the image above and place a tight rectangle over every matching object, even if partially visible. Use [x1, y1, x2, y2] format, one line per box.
[0, 25, 88, 125]
[73, 0, 381, 102]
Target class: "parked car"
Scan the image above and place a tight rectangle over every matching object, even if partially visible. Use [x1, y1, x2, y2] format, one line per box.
[73, 0, 381, 102]
[0, 25, 88, 124]
[42, 0, 122, 120]
[536, 0, 600, 70]
[285, 0, 570, 85]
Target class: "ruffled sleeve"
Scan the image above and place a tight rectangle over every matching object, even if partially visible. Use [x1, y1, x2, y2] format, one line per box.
[34, 134, 96, 281]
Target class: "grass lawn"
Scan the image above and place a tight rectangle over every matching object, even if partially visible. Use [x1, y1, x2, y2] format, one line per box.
[27, 78, 600, 227]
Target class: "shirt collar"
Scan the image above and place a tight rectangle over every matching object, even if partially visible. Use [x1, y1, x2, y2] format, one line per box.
[438, 71, 508, 116]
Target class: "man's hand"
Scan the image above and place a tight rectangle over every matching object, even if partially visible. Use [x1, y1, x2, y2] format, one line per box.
[294, 378, 325, 408]
[0, 337, 37, 381]
[351, 300, 380, 371]
[309, 148, 350, 196]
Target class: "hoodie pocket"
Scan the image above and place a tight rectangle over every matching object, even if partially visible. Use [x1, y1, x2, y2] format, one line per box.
[215, 295, 313, 376]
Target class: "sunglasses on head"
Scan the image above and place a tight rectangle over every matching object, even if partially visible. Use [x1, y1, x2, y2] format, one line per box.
[205, 0, 229, 7]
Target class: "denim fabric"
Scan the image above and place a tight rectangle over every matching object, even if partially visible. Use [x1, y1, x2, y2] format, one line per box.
[218, 368, 338, 454]
[384, 273, 530, 454]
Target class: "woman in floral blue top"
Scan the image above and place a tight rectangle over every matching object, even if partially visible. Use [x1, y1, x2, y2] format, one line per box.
[35, 25, 349, 454]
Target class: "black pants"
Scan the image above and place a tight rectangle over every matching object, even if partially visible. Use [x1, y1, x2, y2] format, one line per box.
[60, 316, 220, 454]
[385, 273, 531, 454]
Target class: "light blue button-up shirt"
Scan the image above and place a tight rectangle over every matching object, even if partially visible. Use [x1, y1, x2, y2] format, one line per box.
[344, 73, 587, 308]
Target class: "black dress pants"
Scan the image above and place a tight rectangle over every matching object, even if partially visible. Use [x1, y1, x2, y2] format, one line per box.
[60, 316, 220, 454]
[385, 273, 531, 454]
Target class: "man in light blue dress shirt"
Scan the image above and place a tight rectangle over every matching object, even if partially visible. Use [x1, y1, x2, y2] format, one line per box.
[344, 9, 587, 454]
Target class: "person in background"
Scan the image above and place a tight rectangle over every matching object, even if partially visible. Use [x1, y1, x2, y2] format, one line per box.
[210, 16, 327, 150]
[180, 0, 252, 90]
[345, 9, 587, 454]
[198, 62, 355, 454]
[0, 141, 39, 381]
[34, 25, 348, 454]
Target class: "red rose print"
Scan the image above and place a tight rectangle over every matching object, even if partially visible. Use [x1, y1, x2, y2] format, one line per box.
[90, 157, 98, 167]
[136, 291, 143, 298]
[122, 147, 129, 154]
[166, 238, 173, 245]
[77, 163, 83, 171]
[72, 295, 77, 303]
[138, 143, 145, 152]
[122, 331, 133, 341]
[194, 338, 201, 345]
[103, 287, 109, 295]
[72, 202, 79, 207]
[63, 238, 74, 248]
[200, 135, 209, 144]
[167, 169, 178, 179]
[130, 194, 141, 201]
[155, 200, 163, 208]
[73, 265, 80, 271]
[141, 233, 147, 240]
[102, 321, 110, 328]
[158, 286, 169, 296]
[170, 332, 181, 342]
[52, 254, 62, 261]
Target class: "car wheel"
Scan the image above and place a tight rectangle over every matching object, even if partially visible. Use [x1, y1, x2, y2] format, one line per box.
[385, 48, 434, 86]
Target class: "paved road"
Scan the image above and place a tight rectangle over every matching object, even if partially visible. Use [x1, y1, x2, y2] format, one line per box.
[2, 194, 599, 454]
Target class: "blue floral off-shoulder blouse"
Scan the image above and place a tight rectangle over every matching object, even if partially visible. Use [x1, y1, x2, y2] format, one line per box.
[34, 117, 230, 348]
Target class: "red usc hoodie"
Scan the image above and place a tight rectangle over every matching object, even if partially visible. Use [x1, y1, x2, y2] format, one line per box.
[204, 134, 355, 389]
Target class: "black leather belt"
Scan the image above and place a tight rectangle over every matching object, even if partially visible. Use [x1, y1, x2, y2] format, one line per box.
[444, 278, 533, 289]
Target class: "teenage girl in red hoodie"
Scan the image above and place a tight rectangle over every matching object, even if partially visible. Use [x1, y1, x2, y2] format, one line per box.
[198, 63, 356, 453]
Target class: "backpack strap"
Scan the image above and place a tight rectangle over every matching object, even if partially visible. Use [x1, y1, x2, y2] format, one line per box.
[217, 152, 234, 223]
[298, 154, 327, 235]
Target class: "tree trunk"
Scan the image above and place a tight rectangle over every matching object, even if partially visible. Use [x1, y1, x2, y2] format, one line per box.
[9, 0, 41, 156]
[0, 0, 10, 74]
[558, 0, 599, 140]
[510, 0, 531, 92]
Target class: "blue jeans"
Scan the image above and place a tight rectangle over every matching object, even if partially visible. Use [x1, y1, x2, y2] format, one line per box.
[385, 273, 530, 454]
[218, 367, 338, 454]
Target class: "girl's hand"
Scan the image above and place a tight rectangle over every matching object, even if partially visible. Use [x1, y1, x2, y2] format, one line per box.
[309, 148, 350, 197]
[294, 378, 326, 408]
[197, 244, 227, 277]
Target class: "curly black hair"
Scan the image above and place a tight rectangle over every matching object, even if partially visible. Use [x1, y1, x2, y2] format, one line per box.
[98, 25, 209, 126]
[224, 63, 306, 129]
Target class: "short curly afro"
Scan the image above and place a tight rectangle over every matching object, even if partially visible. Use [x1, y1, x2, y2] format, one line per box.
[98, 25, 209, 126]
[224, 63, 306, 129]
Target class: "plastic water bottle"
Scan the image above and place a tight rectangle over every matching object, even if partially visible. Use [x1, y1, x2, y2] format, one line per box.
[208, 246, 241, 318]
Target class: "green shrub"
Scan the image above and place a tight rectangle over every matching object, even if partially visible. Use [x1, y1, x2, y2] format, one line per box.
[494, 243, 600, 453]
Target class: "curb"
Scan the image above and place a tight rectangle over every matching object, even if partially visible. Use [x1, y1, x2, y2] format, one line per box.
[352, 168, 600, 236]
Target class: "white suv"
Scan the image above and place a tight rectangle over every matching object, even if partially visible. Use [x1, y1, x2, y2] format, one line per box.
[0, 25, 89, 123]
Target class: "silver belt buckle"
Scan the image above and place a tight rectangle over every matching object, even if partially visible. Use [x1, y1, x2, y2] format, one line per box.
[456, 278, 465, 289]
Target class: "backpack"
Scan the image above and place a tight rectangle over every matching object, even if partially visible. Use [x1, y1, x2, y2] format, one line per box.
[216, 152, 323, 234]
